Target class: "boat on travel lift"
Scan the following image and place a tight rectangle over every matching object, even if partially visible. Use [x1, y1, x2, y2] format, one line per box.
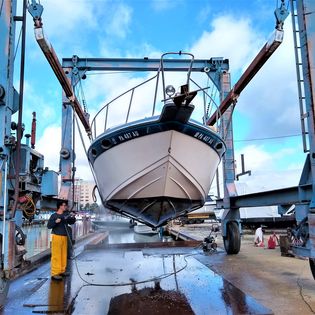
[88, 52, 226, 228]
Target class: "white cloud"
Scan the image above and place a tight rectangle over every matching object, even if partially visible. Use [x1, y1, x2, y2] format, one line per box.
[98, 40, 162, 62]
[39, 0, 98, 38]
[187, 13, 304, 194]
[106, 4, 132, 39]
[235, 144, 274, 172]
[188, 15, 300, 141]
[236, 169, 300, 193]
[233, 144, 303, 192]
[236, 22, 300, 138]
[22, 81, 58, 135]
[36, 122, 95, 185]
[36, 125, 61, 172]
[190, 15, 264, 73]
[59, 118, 96, 182]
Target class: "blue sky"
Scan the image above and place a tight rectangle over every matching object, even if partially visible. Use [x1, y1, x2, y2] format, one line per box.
[13, 0, 305, 193]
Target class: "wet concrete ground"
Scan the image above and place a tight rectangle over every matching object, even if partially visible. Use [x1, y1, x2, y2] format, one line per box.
[70, 246, 272, 315]
[2, 245, 273, 314]
[1, 223, 314, 314]
[169, 223, 315, 315]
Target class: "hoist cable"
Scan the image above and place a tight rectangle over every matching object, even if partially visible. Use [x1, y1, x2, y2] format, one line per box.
[235, 133, 302, 142]
[78, 78, 88, 113]
[73, 112, 100, 198]
[71, 107, 76, 212]
[189, 78, 220, 111]
[14, 26, 22, 61]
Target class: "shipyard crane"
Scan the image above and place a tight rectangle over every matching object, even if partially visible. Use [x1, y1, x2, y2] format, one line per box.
[26, 0, 315, 274]
[203, 0, 290, 256]
[27, 1, 230, 210]
[0, 0, 314, 308]
[27, 0, 290, 228]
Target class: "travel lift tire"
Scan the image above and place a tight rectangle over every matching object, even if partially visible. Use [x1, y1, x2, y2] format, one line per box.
[309, 258, 315, 280]
[223, 221, 241, 255]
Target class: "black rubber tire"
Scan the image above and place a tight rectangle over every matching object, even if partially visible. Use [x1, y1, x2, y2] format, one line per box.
[15, 225, 26, 246]
[223, 221, 241, 255]
[309, 258, 315, 280]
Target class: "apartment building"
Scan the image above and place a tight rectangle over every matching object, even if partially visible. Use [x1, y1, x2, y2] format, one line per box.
[74, 179, 96, 209]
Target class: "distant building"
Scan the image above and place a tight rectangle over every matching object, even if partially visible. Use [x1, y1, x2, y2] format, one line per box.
[74, 179, 96, 210]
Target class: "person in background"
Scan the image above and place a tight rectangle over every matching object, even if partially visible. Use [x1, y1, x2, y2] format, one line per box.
[267, 231, 279, 249]
[47, 200, 75, 281]
[254, 225, 265, 247]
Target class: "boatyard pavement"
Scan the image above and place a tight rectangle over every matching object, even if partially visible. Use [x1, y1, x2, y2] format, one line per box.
[0, 224, 314, 315]
[169, 223, 315, 315]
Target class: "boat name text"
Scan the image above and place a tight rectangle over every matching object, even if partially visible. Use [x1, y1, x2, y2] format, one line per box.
[117, 131, 140, 142]
[193, 132, 215, 145]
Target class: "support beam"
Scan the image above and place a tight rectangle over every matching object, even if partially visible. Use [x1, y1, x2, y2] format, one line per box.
[63, 56, 229, 91]
[216, 185, 311, 209]
[62, 56, 229, 73]
[58, 92, 74, 205]
[31, 27, 91, 135]
[219, 71, 240, 238]
[207, 29, 284, 126]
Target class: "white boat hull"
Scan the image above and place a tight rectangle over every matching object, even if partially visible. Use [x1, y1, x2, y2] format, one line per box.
[92, 129, 221, 227]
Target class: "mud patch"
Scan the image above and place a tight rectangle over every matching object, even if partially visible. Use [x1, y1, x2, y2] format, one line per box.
[107, 287, 194, 315]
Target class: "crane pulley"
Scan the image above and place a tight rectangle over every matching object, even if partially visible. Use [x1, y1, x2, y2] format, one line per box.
[275, 0, 289, 31]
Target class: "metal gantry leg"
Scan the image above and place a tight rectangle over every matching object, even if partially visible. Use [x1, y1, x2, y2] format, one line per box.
[291, 0, 315, 278]
[59, 90, 75, 205]
[219, 72, 241, 255]
[0, 0, 20, 304]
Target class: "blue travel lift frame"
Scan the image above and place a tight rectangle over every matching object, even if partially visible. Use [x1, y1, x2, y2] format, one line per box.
[58, 56, 230, 204]
[28, 0, 315, 266]
[212, 0, 315, 271]
[0, 0, 313, 307]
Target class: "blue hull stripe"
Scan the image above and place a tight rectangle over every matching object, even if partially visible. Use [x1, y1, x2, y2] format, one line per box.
[88, 120, 226, 163]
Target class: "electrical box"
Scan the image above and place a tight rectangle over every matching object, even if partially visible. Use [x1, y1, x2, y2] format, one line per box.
[41, 170, 58, 196]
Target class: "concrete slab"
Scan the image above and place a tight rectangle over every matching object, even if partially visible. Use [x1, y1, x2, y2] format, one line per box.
[0, 243, 272, 315]
[70, 247, 272, 315]
[2, 225, 314, 315]
[169, 223, 315, 315]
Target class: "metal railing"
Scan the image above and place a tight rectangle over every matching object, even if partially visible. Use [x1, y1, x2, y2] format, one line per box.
[90, 52, 223, 140]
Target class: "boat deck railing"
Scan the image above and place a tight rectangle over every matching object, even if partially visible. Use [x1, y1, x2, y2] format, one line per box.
[90, 52, 223, 140]
[91, 73, 159, 139]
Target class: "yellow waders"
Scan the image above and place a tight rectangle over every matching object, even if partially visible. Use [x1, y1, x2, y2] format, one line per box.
[51, 234, 68, 276]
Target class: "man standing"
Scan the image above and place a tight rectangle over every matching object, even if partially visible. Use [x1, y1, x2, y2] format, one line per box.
[47, 200, 75, 280]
